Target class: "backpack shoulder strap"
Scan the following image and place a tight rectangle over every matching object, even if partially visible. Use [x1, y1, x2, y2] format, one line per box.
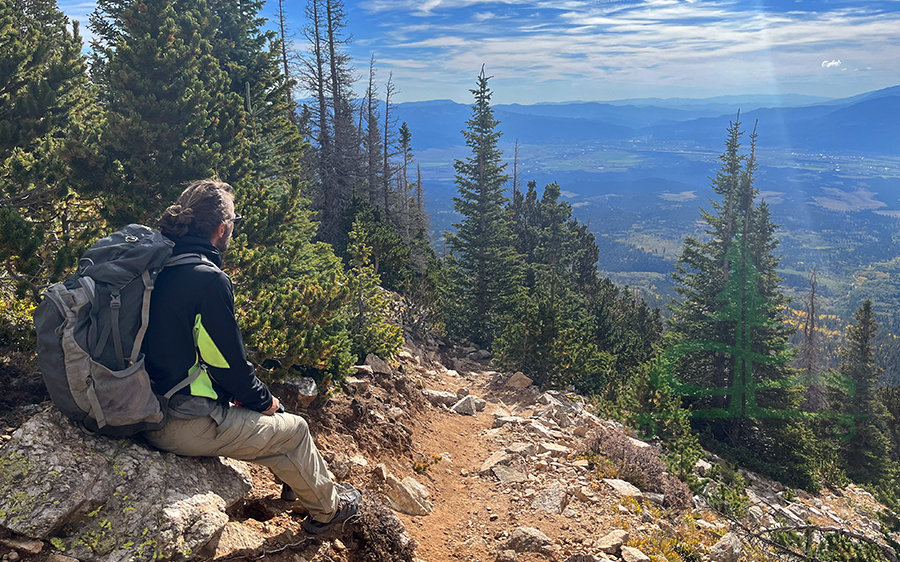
[164, 253, 217, 269]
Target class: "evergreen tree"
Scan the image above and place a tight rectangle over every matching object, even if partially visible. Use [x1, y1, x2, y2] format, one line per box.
[667, 118, 816, 488]
[89, 0, 244, 224]
[445, 68, 522, 347]
[0, 0, 99, 299]
[840, 299, 891, 483]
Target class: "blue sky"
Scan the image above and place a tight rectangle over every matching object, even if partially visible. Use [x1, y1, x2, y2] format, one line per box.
[59, 0, 900, 104]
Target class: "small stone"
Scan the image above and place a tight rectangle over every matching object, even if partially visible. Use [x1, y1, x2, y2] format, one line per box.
[572, 459, 590, 469]
[457, 387, 470, 399]
[343, 377, 370, 392]
[460, 468, 470, 477]
[490, 513, 499, 521]
[531, 481, 568, 514]
[422, 389, 459, 407]
[0, 538, 44, 555]
[506, 442, 536, 456]
[352, 364, 374, 376]
[645, 492, 665, 505]
[537, 442, 570, 457]
[603, 478, 643, 499]
[506, 527, 553, 554]
[480, 451, 516, 474]
[707, 533, 742, 562]
[450, 395, 478, 416]
[333, 539, 346, 551]
[350, 455, 369, 467]
[505, 372, 533, 389]
[493, 465, 528, 484]
[9, 552, 20, 562]
[596, 529, 629, 554]
[46, 556, 80, 562]
[620, 546, 651, 562]
[494, 416, 527, 428]
[365, 353, 393, 375]
[496, 550, 518, 562]
[374, 463, 389, 481]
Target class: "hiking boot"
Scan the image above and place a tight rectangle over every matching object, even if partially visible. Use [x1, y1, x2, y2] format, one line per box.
[281, 483, 298, 502]
[302, 486, 362, 535]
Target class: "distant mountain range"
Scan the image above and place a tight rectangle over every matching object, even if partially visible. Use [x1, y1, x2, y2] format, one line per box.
[389, 85, 900, 155]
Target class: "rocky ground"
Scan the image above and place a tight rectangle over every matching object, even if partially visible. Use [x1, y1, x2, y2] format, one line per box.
[0, 337, 897, 562]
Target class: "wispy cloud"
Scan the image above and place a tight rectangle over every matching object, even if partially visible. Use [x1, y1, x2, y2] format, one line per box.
[353, 0, 900, 101]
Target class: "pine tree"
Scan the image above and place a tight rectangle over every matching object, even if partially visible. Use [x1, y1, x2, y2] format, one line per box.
[667, 117, 816, 488]
[89, 0, 243, 224]
[445, 68, 522, 347]
[0, 0, 99, 299]
[840, 299, 891, 483]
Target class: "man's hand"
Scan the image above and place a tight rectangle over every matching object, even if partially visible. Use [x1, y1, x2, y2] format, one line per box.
[262, 397, 281, 415]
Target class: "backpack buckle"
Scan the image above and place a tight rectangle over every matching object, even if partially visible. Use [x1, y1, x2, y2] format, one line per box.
[110, 295, 121, 309]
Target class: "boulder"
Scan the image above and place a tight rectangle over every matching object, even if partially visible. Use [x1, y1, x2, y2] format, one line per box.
[479, 451, 516, 474]
[707, 533, 742, 562]
[493, 416, 527, 429]
[505, 372, 533, 389]
[472, 396, 487, 412]
[603, 478, 643, 499]
[537, 442, 570, 458]
[531, 481, 568, 514]
[365, 354, 393, 375]
[506, 443, 536, 456]
[271, 375, 318, 408]
[595, 530, 629, 554]
[385, 475, 433, 516]
[0, 408, 251, 562]
[505, 527, 553, 554]
[467, 349, 492, 361]
[422, 389, 459, 407]
[492, 465, 528, 484]
[450, 395, 478, 416]
[621, 546, 651, 562]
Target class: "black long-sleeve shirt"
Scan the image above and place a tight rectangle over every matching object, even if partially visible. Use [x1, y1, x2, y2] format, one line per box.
[143, 235, 273, 414]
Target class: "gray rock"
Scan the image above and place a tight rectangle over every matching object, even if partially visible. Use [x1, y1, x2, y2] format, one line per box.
[0, 537, 43, 555]
[373, 463, 389, 481]
[209, 522, 267, 559]
[506, 527, 553, 554]
[506, 443, 536, 456]
[0, 409, 250, 562]
[526, 421, 555, 439]
[707, 533, 742, 562]
[565, 555, 605, 562]
[748, 505, 764, 525]
[365, 353, 393, 375]
[694, 459, 713, 476]
[385, 475, 433, 516]
[492, 465, 528, 484]
[496, 550, 518, 562]
[603, 478, 643, 499]
[596, 529, 629, 554]
[505, 372, 533, 389]
[343, 377, 370, 393]
[645, 492, 665, 505]
[532, 481, 568, 514]
[422, 389, 459, 407]
[621, 546, 651, 562]
[537, 442, 570, 457]
[479, 451, 516, 474]
[46, 556, 80, 562]
[352, 364, 374, 376]
[472, 396, 487, 412]
[493, 416, 527, 428]
[468, 349, 492, 361]
[456, 387, 470, 399]
[274, 376, 318, 407]
[328, 453, 351, 480]
[450, 395, 478, 416]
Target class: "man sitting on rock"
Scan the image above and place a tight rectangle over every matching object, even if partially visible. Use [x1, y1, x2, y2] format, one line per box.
[142, 179, 361, 535]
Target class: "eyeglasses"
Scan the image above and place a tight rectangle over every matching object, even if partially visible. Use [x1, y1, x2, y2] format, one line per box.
[226, 214, 243, 227]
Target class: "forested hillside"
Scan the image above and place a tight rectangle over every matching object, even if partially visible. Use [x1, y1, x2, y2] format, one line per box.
[4, 1, 900, 560]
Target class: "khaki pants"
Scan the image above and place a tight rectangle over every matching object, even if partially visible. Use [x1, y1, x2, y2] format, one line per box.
[144, 405, 339, 522]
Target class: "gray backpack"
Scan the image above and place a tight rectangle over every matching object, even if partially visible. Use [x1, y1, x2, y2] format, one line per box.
[34, 225, 209, 436]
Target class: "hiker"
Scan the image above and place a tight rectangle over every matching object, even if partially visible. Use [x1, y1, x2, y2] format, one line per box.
[141, 179, 361, 534]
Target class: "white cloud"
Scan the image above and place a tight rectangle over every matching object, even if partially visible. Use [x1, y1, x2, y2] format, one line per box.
[822, 59, 842, 68]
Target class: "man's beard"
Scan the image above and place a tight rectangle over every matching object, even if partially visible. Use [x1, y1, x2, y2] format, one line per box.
[215, 232, 231, 253]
